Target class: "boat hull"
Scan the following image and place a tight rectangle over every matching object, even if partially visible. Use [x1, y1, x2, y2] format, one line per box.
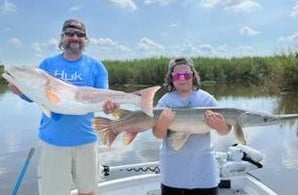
[71, 173, 277, 195]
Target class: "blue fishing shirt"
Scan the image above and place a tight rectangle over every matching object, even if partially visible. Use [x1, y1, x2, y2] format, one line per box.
[30, 54, 108, 146]
[156, 89, 220, 188]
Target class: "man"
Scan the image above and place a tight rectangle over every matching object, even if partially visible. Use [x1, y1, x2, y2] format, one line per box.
[9, 19, 108, 195]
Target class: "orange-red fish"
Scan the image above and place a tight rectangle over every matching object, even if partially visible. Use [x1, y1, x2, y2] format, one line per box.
[2, 66, 160, 117]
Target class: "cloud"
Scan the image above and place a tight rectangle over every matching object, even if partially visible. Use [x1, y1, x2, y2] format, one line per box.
[117, 45, 132, 52]
[31, 42, 43, 52]
[106, 0, 137, 11]
[200, 0, 261, 13]
[143, 0, 177, 6]
[198, 44, 216, 55]
[240, 26, 260, 36]
[290, 3, 298, 18]
[179, 40, 198, 56]
[215, 44, 228, 54]
[224, 0, 261, 12]
[48, 38, 59, 51]
[69, 5, 81, 11]
[9, 37, 22, 48]
[90, 37, 131, 52]
[0, 0, 17, 14]
[173, 41, 230, 57]
[30, 38, 59, 53]
[136, 37, 164, 51]
[90, 37, 118, 47]
[236, 45, 253, 55]
[279, 32, 298, 42]
[169, 21, 181, 28]
[199, 0, 222, 8]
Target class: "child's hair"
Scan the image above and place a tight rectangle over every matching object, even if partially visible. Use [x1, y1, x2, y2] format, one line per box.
[163, 57, 201, 92]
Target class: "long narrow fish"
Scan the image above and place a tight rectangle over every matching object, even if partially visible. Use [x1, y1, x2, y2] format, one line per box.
[93, 107, 298, 150]
[2, 66, 160, 117]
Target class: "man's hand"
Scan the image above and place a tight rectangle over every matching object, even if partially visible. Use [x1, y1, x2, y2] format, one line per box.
[102, 99, 119, 114]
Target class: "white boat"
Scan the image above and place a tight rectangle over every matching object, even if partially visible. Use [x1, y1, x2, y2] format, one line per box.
[71, 144, 277, 195]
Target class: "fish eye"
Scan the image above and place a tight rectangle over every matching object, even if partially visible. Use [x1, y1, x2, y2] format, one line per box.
[263, 117, 268, 122]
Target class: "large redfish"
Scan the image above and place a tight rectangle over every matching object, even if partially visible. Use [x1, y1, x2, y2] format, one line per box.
[2, 66, 160, 117]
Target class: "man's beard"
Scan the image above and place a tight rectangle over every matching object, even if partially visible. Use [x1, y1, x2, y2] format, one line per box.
[62, 40, 85, 55]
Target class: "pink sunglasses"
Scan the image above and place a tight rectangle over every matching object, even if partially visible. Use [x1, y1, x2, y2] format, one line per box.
[171, 71, 193, 82]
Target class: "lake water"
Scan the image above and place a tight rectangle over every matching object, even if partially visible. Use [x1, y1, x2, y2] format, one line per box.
[0, 85, 297, 195]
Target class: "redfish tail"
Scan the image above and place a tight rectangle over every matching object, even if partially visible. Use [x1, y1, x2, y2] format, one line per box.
[93, 117, 119, 147]
[133, 86, 161, 117]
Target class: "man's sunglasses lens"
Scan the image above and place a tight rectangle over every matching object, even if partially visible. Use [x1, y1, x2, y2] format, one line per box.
[64, 31, 85, 37]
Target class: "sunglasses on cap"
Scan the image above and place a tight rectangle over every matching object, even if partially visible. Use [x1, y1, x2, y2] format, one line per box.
[171, 71, 193, 82]
[64, 31, 86, 38]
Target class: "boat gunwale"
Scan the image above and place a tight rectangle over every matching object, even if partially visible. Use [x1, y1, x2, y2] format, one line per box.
[71, 173, 278, 195]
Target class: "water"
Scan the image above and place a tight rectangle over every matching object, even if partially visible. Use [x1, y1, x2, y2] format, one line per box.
[0, 85, 297, 195]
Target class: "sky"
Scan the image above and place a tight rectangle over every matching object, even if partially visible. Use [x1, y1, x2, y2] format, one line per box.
[0, 0, 298, 66]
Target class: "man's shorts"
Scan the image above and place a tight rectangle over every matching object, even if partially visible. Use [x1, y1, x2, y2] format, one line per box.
[37, 141, 98, 195]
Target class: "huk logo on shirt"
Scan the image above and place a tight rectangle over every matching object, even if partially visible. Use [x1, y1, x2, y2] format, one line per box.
[54, 70, 83, 82]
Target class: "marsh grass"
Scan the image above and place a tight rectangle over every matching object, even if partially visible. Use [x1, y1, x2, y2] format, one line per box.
[103, 54, 298, 92]
[0, 54, 297, 92]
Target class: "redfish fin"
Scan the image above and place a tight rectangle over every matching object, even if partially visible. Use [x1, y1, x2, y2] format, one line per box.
[133, 86, 160, 117]
[111, 108, 126, 120]
[39, 104, 51, 118]
[123, 132, 138, 146]
[235, 123, 246, 145]
[168, 131, 191, 150]
[93, 117, 119, 146]
[46, 89, 60, 104]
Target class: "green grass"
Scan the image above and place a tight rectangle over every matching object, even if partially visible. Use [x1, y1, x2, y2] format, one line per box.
[1, 54, 298, 92]
[103, 54, 298, 92]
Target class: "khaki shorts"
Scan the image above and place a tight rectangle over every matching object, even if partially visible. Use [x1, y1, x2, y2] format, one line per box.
[38, 141, 98, 195]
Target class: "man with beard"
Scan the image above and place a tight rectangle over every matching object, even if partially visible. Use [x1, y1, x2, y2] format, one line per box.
[8, 19, 108, 195]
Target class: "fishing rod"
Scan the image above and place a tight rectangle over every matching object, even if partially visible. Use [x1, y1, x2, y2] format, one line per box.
[11, 147, 35, 195]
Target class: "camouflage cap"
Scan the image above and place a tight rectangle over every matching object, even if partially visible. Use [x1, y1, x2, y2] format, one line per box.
[168, 56, 194, 69]
[62, 19, 86, 34]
